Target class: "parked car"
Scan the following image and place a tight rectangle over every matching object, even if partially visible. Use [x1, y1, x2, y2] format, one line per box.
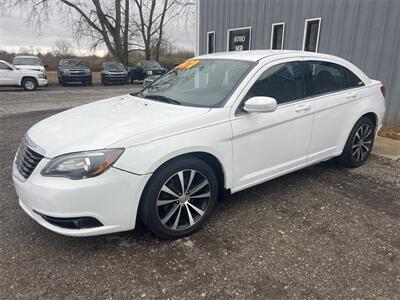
[143, 75, 161, 87]
[128, 60, 167, 83]
[12, 55, 47, 72]
[0, 59, 47, 91]
[58, 59, 92, 86]
[12, 50, 385, 239]
[101, 62, 129, 85]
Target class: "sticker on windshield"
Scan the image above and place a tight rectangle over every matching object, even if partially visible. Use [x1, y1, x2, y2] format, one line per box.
[175, 60, 200, 70]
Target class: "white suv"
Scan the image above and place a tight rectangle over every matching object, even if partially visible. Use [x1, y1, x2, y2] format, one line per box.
[12, 55, 47, 72]
[12, 51, 385, 239]
[0, 60, 48, 91]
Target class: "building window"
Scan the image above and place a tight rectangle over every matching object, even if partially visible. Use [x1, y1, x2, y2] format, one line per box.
[227, 27, 251, 51]
[270, 23, 285, 50]
[207, 31, 215, 54]
[302, 18, 321, 52]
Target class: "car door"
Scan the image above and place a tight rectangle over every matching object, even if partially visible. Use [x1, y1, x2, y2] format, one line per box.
[231, 59, 314, 192]
[0, 62, 18, 85]
[301, 59, 370, 162]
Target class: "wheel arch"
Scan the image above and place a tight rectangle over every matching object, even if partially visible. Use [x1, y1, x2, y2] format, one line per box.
[339, 111, 379, 153]
[149, 151, 227, 193]
[20, 76, 38, 86]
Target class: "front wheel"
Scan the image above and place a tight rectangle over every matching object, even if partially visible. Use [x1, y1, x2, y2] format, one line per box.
[140, 157, 219, 239]
[22, 78, 38, 91]
[337, 117, 375, 168]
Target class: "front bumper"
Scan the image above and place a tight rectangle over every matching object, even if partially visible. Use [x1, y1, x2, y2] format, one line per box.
[61, 75, 92, 83]
[38, 78, 48, 87]
[103, 75, 128, 83]
[12, 158, 151, 237]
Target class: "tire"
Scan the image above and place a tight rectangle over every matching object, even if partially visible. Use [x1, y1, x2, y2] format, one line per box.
[139, 157, 219, 239]
[337, 117, 375, 168]
[22, 78, 38, 91]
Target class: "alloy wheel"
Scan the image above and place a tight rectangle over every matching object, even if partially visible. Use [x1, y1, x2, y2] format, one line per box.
[156, 169, 211, 231]
[25, 80, 35, 90]
[351, 124, 373, 162]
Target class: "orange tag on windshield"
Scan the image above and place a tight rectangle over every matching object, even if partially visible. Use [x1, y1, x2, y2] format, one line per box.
[175, 60, 200, 70]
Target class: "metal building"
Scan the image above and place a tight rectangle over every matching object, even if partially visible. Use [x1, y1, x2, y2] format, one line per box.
[196, 0, 400, 124]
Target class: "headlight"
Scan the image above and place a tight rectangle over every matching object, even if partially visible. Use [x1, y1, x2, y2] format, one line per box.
[41, 149, 124, 180]
[62, 69, 69, 75]
[147, 70, 153, 75]
[38, 73, 46, 79]
[85, 69, 92, 74]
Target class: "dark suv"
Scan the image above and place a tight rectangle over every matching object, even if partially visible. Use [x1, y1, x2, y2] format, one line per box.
[128, 60, 167, 83]
[58, 59, 92, 86]
[101, 62, 129, 85]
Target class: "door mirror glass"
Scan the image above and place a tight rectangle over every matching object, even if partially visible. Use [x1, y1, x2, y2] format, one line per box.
[244, 96, 277, 113]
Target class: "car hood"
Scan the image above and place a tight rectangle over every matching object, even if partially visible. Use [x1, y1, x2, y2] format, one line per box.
[27, 95, 210, 157]
[15, 65, 44, 72]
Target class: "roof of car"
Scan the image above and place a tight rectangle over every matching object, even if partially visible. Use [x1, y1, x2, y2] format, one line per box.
[196, 50, 339, 62]
[13, 55, 40, 59]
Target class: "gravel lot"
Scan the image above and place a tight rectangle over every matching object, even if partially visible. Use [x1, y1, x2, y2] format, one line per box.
[0, 87, 399, 299]
[0, 85, 140, 116]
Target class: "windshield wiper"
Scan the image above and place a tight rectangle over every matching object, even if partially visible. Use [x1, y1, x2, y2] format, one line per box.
[143, 94, 181, 105]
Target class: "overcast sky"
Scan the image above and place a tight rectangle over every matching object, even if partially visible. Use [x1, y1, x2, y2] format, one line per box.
[0, 9, 195, 55]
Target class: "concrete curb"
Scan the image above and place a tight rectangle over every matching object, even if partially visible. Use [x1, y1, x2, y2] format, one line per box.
[372, 135, 400, 161]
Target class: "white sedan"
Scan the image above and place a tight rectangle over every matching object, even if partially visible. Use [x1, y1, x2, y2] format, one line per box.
[12, 50, 385, 239]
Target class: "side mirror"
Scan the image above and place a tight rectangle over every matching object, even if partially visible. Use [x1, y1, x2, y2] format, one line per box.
[244, 96, 277, 113]
[44, 64, 49, 68]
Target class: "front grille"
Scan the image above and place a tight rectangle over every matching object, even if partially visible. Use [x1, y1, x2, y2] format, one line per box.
[69, 69, 86, 76]
[15, 139, 44, 179]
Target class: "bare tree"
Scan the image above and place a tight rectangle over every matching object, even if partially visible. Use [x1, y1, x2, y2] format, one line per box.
[53, 39, 73, 57]
[132, 0, 194, 61]
[3, 0, 194, 64]
[7, 0, 131, 65]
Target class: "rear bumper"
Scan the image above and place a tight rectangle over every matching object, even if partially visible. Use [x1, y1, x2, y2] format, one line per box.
[13, 158, 151, 237]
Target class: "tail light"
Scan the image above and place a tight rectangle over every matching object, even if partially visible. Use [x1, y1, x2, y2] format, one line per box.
[380, 85, 386, 97]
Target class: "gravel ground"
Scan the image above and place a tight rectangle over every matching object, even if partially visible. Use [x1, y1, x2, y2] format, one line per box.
[0, 85, 140, 116]
[0, 88, 399, 299]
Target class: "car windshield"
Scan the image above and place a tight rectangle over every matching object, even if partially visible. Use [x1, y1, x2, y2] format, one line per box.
[135, 59, 254, 108]
[141, 60, 162, 68]
[104, 62, 125, 71]
[62, 59, 87, 67]
[13, 58, 42, 66]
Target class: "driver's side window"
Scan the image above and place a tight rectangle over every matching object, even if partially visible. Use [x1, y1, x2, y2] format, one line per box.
[0, 62, 12, 70]
[246, 61, 304, 105]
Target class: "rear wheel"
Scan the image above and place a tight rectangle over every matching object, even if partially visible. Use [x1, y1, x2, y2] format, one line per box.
[337, 117, 375, 167]
[140, 157, 219, 239]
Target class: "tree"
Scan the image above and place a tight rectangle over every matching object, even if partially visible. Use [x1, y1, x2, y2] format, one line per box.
[132, 0, 194, 61]
[3, 0, 194, 64]
[54, 39, 74, 57]
[7, 0, 131, 65]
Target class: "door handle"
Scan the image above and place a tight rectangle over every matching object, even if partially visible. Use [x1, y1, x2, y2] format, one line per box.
[346, 91, 357, 99]
[295, 104, 312, 112]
